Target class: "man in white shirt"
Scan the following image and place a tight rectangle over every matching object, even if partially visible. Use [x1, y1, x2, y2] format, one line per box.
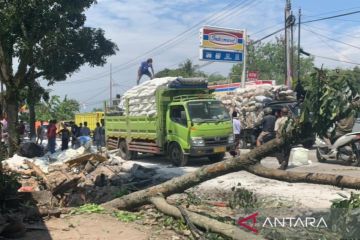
[230, 111, 241, 157]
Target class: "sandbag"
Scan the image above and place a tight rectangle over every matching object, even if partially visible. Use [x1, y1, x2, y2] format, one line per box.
[18, 142, 44, 158]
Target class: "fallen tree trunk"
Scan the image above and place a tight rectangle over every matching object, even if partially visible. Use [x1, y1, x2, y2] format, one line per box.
[150, 197, 262, 240]
[102, 138, 284, 210]
[246, 164, 360, 189]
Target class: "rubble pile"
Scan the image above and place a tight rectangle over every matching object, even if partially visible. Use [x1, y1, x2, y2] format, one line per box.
[2, 150, 158, 206]
[215, 85, 296, 128]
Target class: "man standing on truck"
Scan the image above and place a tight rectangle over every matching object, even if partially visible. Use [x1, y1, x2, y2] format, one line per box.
[256, 107, 276, 146]
[230, 111, 241, 157]
[137, 58, 154, 85]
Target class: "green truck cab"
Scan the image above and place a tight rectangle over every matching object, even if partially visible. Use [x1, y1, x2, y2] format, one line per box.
[105, 79, 234, 166]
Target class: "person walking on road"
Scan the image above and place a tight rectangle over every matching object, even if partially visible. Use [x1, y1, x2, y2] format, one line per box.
[230, 111, 241, 157]
[137, 58, 154, 85]
[47, 120, 57, 154]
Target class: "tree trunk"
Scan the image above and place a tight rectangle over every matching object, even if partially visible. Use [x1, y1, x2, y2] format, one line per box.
[246, 164, 360, 189]
[102, 138, 284, 210]
[5, 88, 19, 157]
[149, 197, 262, 240]
[28, 101, 36, 140]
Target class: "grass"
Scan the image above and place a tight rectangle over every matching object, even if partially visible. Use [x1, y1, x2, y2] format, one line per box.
[70, 204, 105, 215]
[113, 210, 143, 223]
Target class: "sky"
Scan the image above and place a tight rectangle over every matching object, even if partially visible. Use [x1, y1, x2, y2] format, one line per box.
[43, 0, 360, 111]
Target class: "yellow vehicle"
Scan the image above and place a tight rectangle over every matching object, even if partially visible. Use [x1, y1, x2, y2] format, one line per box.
[75, 112, 104, 131]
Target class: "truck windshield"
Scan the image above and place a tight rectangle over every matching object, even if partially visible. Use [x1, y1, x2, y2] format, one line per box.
[187, 101, 230, 123]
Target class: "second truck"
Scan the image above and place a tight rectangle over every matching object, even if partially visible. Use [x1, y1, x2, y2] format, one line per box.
[105, 77, 234, 166]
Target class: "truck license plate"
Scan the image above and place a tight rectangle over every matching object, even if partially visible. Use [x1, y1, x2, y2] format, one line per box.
[214, 146, 226, 153]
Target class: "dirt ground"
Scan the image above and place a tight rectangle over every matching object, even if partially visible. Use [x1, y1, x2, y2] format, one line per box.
[20, 213, 182, 240]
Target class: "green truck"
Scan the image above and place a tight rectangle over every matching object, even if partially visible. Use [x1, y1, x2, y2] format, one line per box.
[105, 78, 234, 166]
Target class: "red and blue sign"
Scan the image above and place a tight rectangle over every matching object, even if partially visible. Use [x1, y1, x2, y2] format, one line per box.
[200, 26, 244, 51]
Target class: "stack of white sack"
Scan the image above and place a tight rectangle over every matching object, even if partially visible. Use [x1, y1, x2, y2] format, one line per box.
[215, 85, 296, 129]
[118, 77, 178, 117]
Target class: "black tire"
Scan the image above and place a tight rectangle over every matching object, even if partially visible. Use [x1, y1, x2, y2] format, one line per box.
[168, 143, 188, 167]
[208, 153, 225, 162]
[118, 140, 136, 160]
[316, 148, 326, 163]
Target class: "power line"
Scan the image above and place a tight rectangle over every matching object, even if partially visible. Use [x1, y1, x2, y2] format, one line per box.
[303, 26, 360, 51]
[60, 0, 252, 84]
[302, 23, 360, 39]
[308, 28, 355, 63]
[302, 10, 360, 24]
[252, 9, 360, 45]
[312, 54, 360, 66]
[301, 6, 360, 18]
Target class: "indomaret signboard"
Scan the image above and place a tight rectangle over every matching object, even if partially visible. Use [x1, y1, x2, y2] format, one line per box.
[200, 26, 244, 51]
[199, 26, 244, 63]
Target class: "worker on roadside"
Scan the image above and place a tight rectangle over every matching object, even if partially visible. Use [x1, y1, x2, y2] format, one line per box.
[93, 122, 103, 151]
[274, 107, 290, 138]
[80, 121, 91, 136]
[59, 124, 71, 150]
[256, 107, 276, 146]
[36, 121, 45, 145]
[47, 120, 57, 154]
[137, 58, 154, 85]
[230, 111, 241, 157]
[70, 122, 80, 148]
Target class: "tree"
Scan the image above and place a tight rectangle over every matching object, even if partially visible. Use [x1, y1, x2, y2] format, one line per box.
[0, 1, 118, 155]
[155, 59, 207, 78]
[230, 37, 314, 85]
[35, 95, 79, 121]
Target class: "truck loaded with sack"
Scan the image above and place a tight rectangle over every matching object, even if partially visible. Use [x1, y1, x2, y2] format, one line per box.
[105, 77, 234, 166]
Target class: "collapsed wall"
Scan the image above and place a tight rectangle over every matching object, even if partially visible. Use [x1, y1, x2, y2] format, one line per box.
[215, 85, 296, 129]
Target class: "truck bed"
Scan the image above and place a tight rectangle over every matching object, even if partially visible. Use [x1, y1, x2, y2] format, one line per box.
[106, 115, 158, 140]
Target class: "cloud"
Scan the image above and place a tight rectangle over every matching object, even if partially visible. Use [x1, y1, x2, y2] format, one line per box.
[47, 0, 360, 110]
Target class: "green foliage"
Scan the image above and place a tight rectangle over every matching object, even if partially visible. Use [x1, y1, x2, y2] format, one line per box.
[0, 172, 21, 207]
[329, 192, 360, 237]
[113, 210, 142, 222]
[70, 203, 105, 215]
[155, 59, 207, 78]
[162, 215, 188, 232]
[35, 95, 80, 121]
[208, 73, 226, 84]
[300, 69, 358, 138]
[229, 184, 258, 210]
[230, 37, 314, 84]
[113, 187, 130, 198]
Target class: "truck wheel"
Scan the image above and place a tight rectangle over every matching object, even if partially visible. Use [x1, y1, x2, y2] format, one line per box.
[118, 140, 134, 160]
[208, 153, 225, 162]
[168, 143, 188, 167]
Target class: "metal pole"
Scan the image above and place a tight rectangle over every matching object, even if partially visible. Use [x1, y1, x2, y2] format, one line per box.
[110, 63, 112, 107]
[241, 29, 247, 88]
[297, 8, 301, 83]
[284, 2, 288, 86]
[285, 0, 292, 88]
[290, 10, 294, 83]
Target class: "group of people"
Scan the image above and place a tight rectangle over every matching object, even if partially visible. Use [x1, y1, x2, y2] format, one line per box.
[36, 120, 106, 154]
[230, 107, 291, 157]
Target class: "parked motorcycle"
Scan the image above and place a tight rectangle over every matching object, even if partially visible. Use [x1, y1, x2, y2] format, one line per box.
[316, 132, 360, 166]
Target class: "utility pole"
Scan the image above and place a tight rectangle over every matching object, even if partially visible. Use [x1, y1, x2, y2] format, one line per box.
[110, 63, 113, 107]
[284, 0, 292, 88]
[297, 8, 301, 83]
[290, 10, 294, 83]
[241, 29, 247, 88]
